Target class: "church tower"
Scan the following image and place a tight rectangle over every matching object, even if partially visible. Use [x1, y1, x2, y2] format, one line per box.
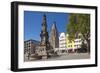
[50, 22, 59, 49]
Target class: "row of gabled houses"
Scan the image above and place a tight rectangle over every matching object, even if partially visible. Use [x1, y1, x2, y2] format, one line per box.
[58, 33, 83, 53]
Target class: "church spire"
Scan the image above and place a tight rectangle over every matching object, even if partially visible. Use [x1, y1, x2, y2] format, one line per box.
[50, 21, 59, 48]
[52, 21, 57, 30]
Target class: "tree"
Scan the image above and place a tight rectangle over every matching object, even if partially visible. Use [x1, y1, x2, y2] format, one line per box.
[67, 13, 90, 53]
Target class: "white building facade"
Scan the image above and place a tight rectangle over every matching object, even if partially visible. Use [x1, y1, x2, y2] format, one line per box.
[59, 32, 67, 53]
[74, 39, 82, 49]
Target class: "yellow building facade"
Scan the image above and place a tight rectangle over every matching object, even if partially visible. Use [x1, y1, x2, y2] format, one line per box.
[66, 34, 75, 51]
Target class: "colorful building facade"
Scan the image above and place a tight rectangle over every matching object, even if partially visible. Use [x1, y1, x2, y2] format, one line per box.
[66, 34, 75, 52]
[66, 34, 82, 52]
[59, 32, 67, 53]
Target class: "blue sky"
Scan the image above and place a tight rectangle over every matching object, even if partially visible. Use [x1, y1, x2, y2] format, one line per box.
[24, 11, 69, 41]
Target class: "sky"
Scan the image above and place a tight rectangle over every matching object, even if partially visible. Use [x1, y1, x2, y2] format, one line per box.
[24, 11, 69, 41]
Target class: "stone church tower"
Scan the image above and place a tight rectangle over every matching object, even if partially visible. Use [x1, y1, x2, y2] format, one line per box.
[50, 22, 59, 49]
